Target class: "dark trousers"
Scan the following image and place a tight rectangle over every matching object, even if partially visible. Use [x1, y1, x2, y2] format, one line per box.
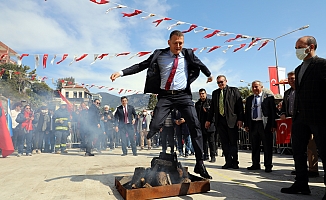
[12, 127, 19, 150]
[17, 131, 33, 154]
[149, 92, 204, 162]
[85, 126, 100, 153]
[250, 120, 273, 168]
[218, 116, 238, 165]
[54, 130, 69, 151]
[202, 127, 216, 159]
[33, 131, 45, 150]
[292, 115, 326, 184]
[44, 131, 55, 153]
[161, 126, 174, 153]
[119, 124, 137, 155]
[79, 128, 87, 149]
[107, 129, 115, 149]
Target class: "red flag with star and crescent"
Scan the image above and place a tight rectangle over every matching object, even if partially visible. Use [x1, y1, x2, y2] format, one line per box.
[276, 118, 292, 144]
[0, 101, 14, 157]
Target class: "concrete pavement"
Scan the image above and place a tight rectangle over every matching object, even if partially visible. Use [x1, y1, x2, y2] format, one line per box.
[0, 147, 324, 200]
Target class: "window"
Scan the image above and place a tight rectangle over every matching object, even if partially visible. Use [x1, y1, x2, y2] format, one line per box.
[65, 92, 69, 98]
[73, 92, 77, 98]
[79, 92, 83, 98]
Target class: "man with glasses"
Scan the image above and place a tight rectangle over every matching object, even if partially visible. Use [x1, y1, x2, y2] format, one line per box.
[85, 99, 101, 156]
[206, 75, 244, 169]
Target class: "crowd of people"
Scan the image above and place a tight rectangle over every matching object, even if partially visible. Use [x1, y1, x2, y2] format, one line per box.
[6, 30, 326, 198]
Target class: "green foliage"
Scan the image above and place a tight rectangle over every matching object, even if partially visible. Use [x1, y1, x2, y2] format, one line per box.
[0, 63, 53, 108]
[147, 94, 157, 110]
[238, 86, 252, 99]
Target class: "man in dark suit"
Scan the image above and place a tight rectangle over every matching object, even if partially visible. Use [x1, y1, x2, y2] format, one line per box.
[244, 80, 276, 173]
[110, 30, 213, 179]
[114, 96, 138, 156]
[195, 88, 216, 163]
[280, 71, 319, 178]
[85, 99, 101, 156]
[281, 36, 326, 197]
[206, 75, 244, 168]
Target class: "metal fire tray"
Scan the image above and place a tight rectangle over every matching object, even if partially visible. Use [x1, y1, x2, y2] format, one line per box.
[115, 173, 210, 200]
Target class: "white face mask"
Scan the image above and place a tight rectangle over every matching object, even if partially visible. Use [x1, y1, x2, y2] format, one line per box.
[296, 46, 309, 60]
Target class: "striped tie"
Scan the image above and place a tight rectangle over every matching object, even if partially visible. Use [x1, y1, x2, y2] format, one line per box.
[219, 90, 224, 116]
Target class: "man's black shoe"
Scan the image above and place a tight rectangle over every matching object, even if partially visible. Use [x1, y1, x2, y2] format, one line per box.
[280, 181, 311, 195]
[133, 153, 138, 156]
[85, 153, 94, 156]
[194, 163, 212, 179]
[221, 163, 232, 169]
[204, 156, 209, 161]
[121, 153, 127, 156]
[265, 167, 272, 173]
[232, 164, 239, 169]
[247, 165, 261, 170]
[146, 131, 156, 139]
[209, 157, 216, 163]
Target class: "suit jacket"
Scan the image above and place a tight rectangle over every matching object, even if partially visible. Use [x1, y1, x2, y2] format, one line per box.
[114, 105, 137, 127]
[208, 86, 244, 128]
[195, 98, 215, 132]
[244, 92, 276, 131]
[137, 114, 151, 132]
[122, 47, 211, 95]
[280, 87, 294, 117]
[88, 104, 101, 127]
[293, 56, 326, 125]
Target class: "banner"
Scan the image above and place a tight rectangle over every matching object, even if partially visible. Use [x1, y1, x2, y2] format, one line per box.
[276, 118, 292, 144]
[277, 67, 286, 96]
[268, 66, 280, 95]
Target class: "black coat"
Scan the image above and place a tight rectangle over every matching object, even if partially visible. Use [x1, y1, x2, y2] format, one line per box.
[122, 47, 211, 95]
[293, 56, 326, 125]
[208, 86, 244, 129]
[195, 98, 215, 132]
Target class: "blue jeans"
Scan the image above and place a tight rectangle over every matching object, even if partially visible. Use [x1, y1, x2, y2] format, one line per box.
[17, 131, 33, 154]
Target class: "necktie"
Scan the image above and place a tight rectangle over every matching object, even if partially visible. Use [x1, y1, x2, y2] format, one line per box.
[124, 106, 128, 123]
[165, 55, 179, 90]
[219, 90, 224, 116]
[253, 96, 258, 119]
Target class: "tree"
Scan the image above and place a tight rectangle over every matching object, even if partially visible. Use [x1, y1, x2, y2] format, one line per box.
[147, 94, 158, 110]
[238, 87, 252, 99]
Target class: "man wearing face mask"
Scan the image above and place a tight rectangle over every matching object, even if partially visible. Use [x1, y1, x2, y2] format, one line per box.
[281, 36, 326, 198]
[138, 109, 152, 150]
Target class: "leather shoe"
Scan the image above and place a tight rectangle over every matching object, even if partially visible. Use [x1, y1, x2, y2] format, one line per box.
[221, 163, 232, 169]
[146, 131, 156, 139]
[133, 153, 138, 156]
[194, 163, 212, 179]
[247, 165, 261, 170]
[209, 157, 216, 163]
[265, 167, 272, 173]
[121, 153, 127, 156]
[232, 164, 239, 169]
[85, 153, 94, 156]
[280, 181, 311, 195]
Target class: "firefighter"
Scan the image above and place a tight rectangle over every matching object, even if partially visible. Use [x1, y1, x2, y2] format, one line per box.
[53, 102, 71, 154]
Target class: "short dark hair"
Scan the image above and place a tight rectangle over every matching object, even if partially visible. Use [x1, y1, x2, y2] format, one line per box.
[13, 102, 22, 109]
[306, 36, 317, 50]
[93, 99, 100, 103]
[121, 96, 128, 101]
[169, 30, 184, 40]
[287, 71, 295, 76]
[216, 75, 227, 80]
[199, 88, 206, 93]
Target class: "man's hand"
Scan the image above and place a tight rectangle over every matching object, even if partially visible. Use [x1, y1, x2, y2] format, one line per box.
[132, 119, 135, 125]
[115, 126, 119, 132]
[280, 114, 286, 120]
[245, 127, 249, 132]
[206, 76, 213, 83]
[237, 121, 243, 129]
[271, 128, 276, 132]
[205, 121, 211, 129]
[97, 124, 100, 128]
[179, 118, 185, 124]
[110, 72, 121, 82]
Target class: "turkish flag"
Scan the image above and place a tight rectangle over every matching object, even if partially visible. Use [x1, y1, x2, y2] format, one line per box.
[268, 66, 280, 94]
[0, 101, 14, 157]
[276, 118, 292, 144]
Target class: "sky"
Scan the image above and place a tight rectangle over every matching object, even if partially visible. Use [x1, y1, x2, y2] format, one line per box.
[1, 0, 326, 97]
